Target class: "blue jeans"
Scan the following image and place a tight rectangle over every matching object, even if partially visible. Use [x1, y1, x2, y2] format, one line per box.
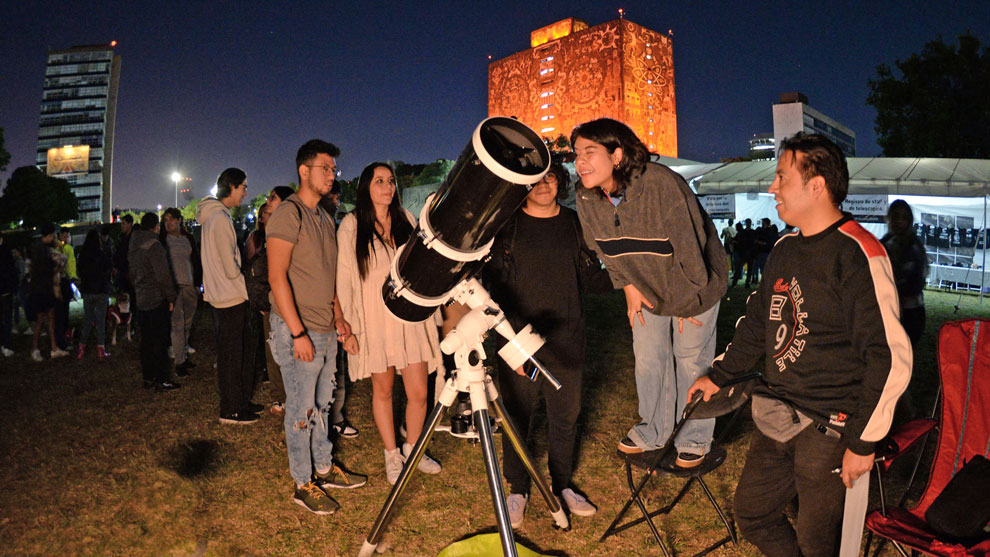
[628, 302, 718, 454]
[269, 313, 337, 486]
[80, 293, 108, 346]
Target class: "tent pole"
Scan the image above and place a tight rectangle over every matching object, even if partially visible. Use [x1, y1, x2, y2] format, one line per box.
[983, 195, 987, 305]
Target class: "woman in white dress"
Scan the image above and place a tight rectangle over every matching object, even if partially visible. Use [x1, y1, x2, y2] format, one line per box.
[337, 162, 444, 484]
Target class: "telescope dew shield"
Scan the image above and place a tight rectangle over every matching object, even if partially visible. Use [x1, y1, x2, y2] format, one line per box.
[383, 117, 550, 323]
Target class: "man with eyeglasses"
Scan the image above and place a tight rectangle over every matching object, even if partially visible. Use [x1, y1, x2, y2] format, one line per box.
[198, 168, 260, 424]
[267, 140, 366, 515]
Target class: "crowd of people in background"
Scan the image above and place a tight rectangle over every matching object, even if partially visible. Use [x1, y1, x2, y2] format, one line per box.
[0, 122, 924, 554]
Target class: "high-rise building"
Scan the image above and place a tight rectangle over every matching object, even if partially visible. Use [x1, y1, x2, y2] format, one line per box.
[748, 133, 776, 161]
[36, 44, 121, 223]
[772, 92, 855, 157]
[488, 17, 677, 156]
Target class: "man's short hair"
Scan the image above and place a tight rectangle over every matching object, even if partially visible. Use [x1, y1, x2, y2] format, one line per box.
[296, 140, 341, 180]
[120, 214, 134, 225]
[163, 207, 182, 221]
[779, 133, 849, 205]
[216, 168, 247, 200]
[140, 212, 159, 231]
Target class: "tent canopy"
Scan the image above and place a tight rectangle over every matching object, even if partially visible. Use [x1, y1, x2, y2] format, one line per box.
[672, 158, 990, 197]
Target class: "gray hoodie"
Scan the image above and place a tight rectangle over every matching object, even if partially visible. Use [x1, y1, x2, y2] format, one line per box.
[129, 228, 177, 311]
[197, 196, 248, 308]
[576, 162, 728, 318]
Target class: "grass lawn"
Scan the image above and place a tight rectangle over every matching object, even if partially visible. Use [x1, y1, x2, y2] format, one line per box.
[1, 286, 987, 556]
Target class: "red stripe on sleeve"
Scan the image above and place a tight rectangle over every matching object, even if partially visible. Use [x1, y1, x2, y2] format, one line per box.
[840, 220, 887, 258]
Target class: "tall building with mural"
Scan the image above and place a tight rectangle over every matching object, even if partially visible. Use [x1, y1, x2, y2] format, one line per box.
[36, 44, 121, 223]
[488, 17, 676, 156]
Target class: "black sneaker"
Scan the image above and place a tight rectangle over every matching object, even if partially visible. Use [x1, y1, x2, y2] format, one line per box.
[293, 481, 340, 515]
[246, 402, 265, 414]
[314, 463, 367, 490]
[155, 381, 182, 392]
[675, 452, 705, 469]
[219, 412, 259, 425]
[618, 436, 644, 454]
[333, 420, 359, 439]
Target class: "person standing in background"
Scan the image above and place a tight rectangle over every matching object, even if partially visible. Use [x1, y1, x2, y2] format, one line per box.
[161, 208, 201, 376]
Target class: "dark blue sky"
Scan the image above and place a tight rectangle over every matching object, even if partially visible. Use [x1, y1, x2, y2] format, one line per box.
[2, 1, 987, 210]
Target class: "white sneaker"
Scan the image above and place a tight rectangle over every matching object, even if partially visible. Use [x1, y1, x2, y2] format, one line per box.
[402, 442, 442, 475]
[507, 493, 527, 528]
[1, 346, 13, 357]
[384, 448, 404, 485]
[31, 349, 43, 362]
[560, 488, 597, 517]
[186, 344, 196, 354]
[23, 327, 34, 335]
[51, 348, 70, 359]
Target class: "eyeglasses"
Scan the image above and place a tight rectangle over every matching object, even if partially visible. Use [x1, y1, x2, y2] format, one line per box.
[306, 164, 341, 179]
[542, 173, 558, 183]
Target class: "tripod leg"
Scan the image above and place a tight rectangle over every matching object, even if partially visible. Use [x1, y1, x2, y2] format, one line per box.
[474, 404, 519, 557]
[489, 389, 569, 530]
[358, 394, 450, 557]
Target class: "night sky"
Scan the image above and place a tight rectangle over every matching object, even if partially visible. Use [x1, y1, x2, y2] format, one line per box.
[2, 1, 987, 211]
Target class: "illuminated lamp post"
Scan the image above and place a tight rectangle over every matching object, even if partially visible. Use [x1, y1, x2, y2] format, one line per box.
[171, 172, 181, 207]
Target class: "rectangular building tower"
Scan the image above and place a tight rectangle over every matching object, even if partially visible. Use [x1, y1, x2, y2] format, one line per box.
[772, 92, 856, 157]
[36, 44, 121, 223]
[488, 17, 677, 156]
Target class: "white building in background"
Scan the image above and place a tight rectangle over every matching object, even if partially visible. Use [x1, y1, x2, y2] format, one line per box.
[772, 92, 856, 158]
[36, 44, 121, 223]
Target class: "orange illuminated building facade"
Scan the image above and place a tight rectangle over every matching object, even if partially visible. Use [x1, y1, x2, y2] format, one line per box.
[488, 17, 677, 156]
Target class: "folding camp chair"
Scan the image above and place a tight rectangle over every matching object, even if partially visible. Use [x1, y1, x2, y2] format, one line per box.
[601, 373, 759, 556]
[865, 319, 990, 556]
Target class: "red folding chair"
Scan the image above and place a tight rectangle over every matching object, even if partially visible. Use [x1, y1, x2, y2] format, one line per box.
[865, 319, 990, 556]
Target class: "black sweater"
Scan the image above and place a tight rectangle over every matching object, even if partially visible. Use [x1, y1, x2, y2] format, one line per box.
[708, 216, 912, 455]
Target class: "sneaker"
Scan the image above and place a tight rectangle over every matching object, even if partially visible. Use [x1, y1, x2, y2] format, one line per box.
[333, 420, 359, 439]
[402, 442, 442, 475]
[97, 346, 109, 360]
[23, 327, 34, 335]
[155, 381, 182, 392]
[293, 481, 339, 515]
[314, 464, 367, 490]
[1, 346, 13, 357]
[560, 488, 597, 517]
[618, 436, 644, 454]
[675, 452, 705, 469]
[384, 447, 404, 485]
[219, 412, 259, 425]
[246, 402, 264, 414]
[507, 493, 528, 528]
[186, 344, 196, 354]
[270, 402, 285, 415]
[50, 348, 70, 359]
[31, 349, 43, 362]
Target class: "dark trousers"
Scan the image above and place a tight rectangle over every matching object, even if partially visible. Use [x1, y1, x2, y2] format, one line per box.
[0, 293, 12, 348]
[902, 306, 926, 347]
[734, 426, 846, 557]
[213, 301, 256, 416]
[54, 279, 71, 349]
[261, 312, 284, 404]
[499, 344, 582, 495]
[138, 302, 171, 383]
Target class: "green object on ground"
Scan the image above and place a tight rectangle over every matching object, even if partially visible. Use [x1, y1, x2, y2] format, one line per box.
[437, 533, 548, 557]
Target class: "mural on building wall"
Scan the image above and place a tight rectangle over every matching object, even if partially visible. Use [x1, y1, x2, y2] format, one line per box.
[488, 18, 677, 157]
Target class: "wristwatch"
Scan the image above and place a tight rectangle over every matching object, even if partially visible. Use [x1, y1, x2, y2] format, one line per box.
[291, 329, 307, 339]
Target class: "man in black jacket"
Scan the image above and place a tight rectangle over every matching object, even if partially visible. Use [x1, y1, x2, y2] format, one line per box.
[689, 134, 911, 556]
[129, 212, 179, 391]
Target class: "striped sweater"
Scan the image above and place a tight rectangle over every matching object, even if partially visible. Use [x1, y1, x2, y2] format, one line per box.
[708, 215, 913, 455]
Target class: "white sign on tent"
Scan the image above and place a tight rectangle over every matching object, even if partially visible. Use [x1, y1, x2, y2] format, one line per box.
[698, 194, 735, 220]
[841, 195, 888, 223]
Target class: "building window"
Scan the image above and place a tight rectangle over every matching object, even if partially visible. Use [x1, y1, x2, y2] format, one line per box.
[540, 127, 555, 133]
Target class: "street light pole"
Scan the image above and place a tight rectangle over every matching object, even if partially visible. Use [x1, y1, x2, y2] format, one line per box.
[171, 172, 181, 207]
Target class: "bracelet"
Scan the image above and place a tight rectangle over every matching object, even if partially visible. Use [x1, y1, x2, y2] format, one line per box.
[291, 329, 307, 339]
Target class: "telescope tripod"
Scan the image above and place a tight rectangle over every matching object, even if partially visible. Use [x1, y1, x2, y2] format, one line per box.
[358, 358, 569, 557]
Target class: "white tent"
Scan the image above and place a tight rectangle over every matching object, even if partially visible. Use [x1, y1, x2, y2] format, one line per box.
[670, 157, 990, 295]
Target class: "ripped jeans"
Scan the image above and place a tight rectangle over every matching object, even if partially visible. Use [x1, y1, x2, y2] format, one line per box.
[269, 313, 337, 486]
